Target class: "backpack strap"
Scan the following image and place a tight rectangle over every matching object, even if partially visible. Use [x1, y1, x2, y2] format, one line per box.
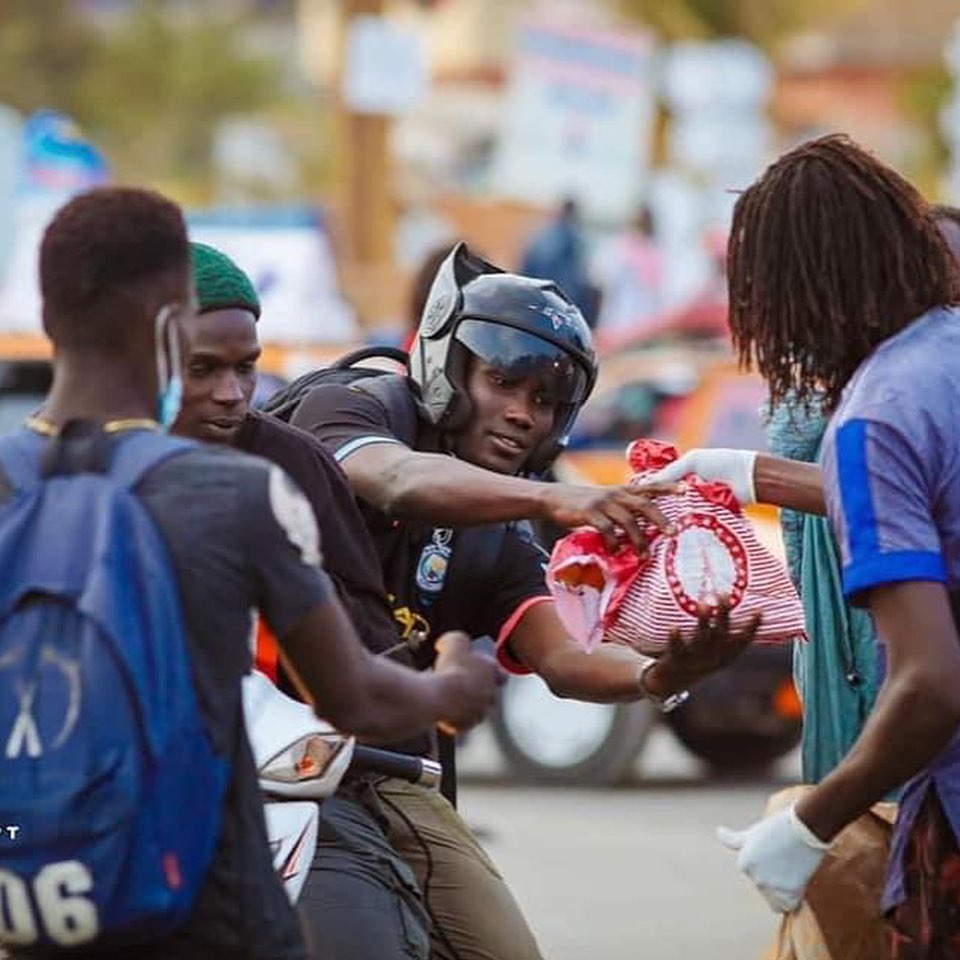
[262, 346, 410, 422]
[109, 431, 196, 491]
[332, 345, 409, 370]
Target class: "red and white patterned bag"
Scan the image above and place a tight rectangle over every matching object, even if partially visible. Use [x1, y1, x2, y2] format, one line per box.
[547, 439, 806, 655]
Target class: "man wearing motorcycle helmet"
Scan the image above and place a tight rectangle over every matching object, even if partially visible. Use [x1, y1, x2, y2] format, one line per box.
[285, 243, 759, 960]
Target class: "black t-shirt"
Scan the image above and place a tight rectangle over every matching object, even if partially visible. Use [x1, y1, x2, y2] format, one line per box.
[2, 430, 332, 960]
[234, 410, 444, 758]
[289, 377, 550, 670]
[235, 411, 403, 662]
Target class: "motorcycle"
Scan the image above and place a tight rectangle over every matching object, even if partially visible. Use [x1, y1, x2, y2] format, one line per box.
[243, 670, 440, 901]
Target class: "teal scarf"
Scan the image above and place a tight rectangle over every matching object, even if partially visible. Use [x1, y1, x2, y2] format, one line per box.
[767, 399, 887, 786]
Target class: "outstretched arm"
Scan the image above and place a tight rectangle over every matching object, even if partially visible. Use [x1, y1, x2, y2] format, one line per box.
[647, 448, 825, 515]
[504, 600, 758, 704]
[291, 379, 678, 551]
[342, 442, 678, 553]
[754, 454, 825, 515]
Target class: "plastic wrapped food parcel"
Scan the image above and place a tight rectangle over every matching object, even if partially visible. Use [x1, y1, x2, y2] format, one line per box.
[547, 439, 806, 655]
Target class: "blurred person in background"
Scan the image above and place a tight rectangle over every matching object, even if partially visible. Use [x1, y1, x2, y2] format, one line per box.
[175, 242, 501, 960]
[652, 134, 960, 959]
[593, 203, 663, 338]
[520, 197, 600, 328]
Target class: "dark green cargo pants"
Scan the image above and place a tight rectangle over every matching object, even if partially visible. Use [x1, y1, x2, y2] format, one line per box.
[297, 787, 431, 960]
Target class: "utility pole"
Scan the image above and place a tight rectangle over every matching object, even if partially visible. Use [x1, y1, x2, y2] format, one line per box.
[298, 0, 427, 325]
[336, 0, 397, 324]
[341, 0, 393, 265]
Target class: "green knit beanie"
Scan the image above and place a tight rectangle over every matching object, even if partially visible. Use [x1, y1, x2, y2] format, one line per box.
[190, 241, 261, 319]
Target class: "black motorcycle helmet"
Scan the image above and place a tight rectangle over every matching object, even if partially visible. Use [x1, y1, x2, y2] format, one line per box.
[409, 242, 598, 475]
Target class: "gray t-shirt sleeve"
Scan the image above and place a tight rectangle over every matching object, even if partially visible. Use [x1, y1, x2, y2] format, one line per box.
[289, 381, 407, 462]
[823, 415, 945, 601]
[241, 463, 336, 639]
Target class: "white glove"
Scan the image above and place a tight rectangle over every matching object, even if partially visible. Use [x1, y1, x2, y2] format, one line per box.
[645, 448, 758, 506]
[717, 803, 829, 913]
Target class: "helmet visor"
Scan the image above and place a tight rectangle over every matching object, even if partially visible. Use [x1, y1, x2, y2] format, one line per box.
[455, 319, 591, 407]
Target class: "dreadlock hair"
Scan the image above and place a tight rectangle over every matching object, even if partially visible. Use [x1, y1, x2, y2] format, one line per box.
[41, 186, 190, 352]
[728, 134, 960, 411]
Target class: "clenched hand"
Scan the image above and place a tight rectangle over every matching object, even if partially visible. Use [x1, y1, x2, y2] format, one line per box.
[433, 631, 503, 735]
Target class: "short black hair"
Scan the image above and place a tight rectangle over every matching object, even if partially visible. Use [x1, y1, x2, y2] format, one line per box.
[40, 186, 190, 350]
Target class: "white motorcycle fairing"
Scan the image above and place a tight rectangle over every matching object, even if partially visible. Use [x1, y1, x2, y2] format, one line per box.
[242, 668, 355, 799]
[263, 801, 319, 903]
[243, 669, 357, 903]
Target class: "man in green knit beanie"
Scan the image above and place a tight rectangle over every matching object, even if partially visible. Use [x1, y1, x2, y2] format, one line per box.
[173, 240, 467, 960]
[173, 241, 263, 443]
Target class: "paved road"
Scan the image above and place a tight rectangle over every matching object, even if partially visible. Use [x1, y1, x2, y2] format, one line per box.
[456, 725, 795, 960]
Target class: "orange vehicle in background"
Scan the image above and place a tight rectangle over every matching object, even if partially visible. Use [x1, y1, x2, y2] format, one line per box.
[0, 331, 357, 435]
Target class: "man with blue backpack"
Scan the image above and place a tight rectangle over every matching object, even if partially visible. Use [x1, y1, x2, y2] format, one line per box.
[0, 186, 500, 959]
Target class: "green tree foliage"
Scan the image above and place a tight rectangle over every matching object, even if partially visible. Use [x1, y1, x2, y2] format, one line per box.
[0, 0, 286, 193]
[900, 63, 953, 196]
[617, 0, 865, 49]
[0, 0, 103, 118]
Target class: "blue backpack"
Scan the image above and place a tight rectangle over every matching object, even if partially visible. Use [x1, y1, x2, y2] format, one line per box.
[0, 427, 229, 951]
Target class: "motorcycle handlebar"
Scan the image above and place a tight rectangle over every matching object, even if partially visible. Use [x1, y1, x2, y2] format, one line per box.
[347, 745, 442, 789]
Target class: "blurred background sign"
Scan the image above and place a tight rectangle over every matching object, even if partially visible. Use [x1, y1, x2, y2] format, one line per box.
[0, 200, 358, 346]
[212, 118, 299, 201]
[20, 109, 110, 197]
[661, 39, 773, 208]
[651, 39, 773, 309]
[492, 18, 656, 222]
[664, 40, 773, 182]
[941, 18, 960, 203]
[0, 109, 111, 334]
[343, 14, 428, 116]
[188, 207, 357, 347]
[0, 105, 23, 284]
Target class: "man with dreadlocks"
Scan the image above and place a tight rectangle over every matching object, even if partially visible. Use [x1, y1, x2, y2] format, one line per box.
[652, 134, 960, 958]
